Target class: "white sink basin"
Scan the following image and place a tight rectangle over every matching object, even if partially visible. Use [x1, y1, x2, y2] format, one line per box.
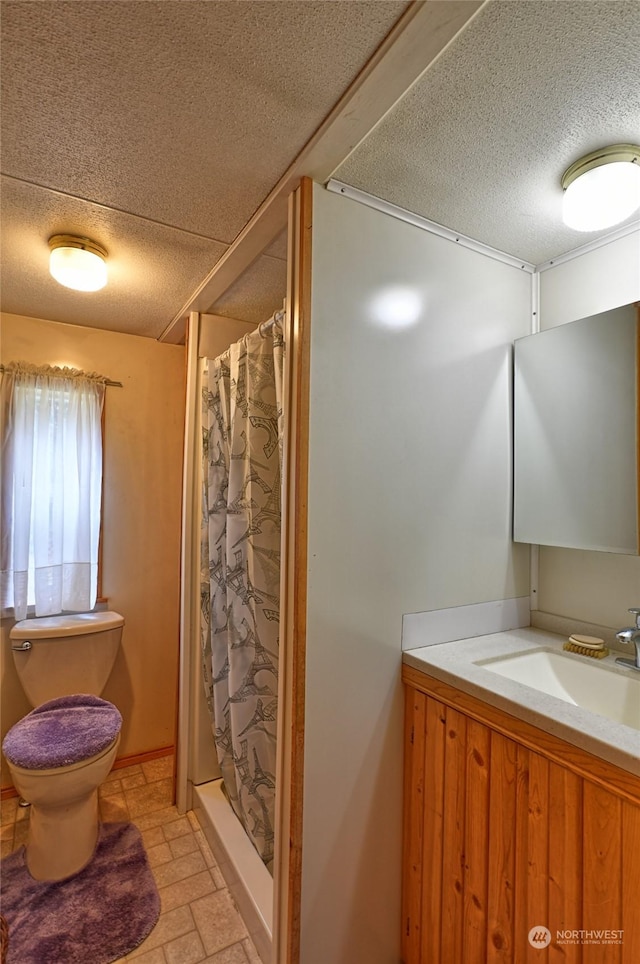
[477, 649, 640, 731]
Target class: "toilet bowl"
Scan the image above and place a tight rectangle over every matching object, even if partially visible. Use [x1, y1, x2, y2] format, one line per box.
[4, 612, 125, 881]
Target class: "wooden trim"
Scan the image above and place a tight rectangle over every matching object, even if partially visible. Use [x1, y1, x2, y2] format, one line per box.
[0, 745, 175, 798]
[175, 311, 201, 814]
[402, 665, 640, 805]
[272, 178, 312, 964]
[113, 745, 175, 770]
[287, 176, 312, 964]
[159, 0, 484, 344]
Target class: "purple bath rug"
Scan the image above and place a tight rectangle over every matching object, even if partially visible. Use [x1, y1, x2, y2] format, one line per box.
[0, 822, 160, 964]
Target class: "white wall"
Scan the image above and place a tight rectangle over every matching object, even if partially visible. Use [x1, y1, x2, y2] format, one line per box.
[299, 185, 531, 963]
[537, 228, 640, 628]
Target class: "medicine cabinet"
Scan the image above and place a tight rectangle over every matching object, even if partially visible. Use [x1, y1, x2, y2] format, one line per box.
[513, 303, 639, 554]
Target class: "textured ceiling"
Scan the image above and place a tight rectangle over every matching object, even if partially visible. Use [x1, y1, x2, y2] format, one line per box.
[337, 0, 640, 264]
[0, 0, 406, 337]
[3, 0, 638, 341]
[0, 176, 226, 338]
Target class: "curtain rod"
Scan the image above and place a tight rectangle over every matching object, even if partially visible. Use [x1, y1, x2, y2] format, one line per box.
[258, 305, 286, 338]
[0, 364, 123, 387]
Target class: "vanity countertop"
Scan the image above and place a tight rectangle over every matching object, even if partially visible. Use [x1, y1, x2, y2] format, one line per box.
[402, 627, 640, 778]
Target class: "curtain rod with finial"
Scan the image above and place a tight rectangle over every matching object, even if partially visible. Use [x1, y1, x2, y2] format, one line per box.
[0, 364, 123, 387]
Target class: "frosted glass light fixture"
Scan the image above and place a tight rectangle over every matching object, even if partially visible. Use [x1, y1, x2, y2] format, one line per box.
[561, 145, 640, 232]
[48, 235, 108, 291]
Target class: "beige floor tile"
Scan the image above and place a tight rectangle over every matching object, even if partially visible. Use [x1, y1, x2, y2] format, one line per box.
[127, 905, 195, 958]
[142, 756, 174, 783]
[162, 816, 192, 842]
[203, 943, 249, 964]
[13, 819, 30, 847]
[126, 779, 174, 818]
[125, 947, 167, 964]
[153, 851, 207, 889]
[1, 838, 15, 858]
[191, 891, 248, 957]
[110, 763, 144, 783]
[146, 841, 173, 868]
[159, 870, 218, 914]
[209, 865, 226, 890]
[168, 833, 198, 859]
[99, 778, 123, 798]
[122, 771, 147, 790]
[134, 806, 182, 832]
[99, 792, 130, 822]
[164, 930, 206, 964]
[1, 797, 18, 825]
[141, 825, 167, 849]
[1, 822, 14, 843]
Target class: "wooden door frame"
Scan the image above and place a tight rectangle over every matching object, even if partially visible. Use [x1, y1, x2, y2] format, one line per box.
[272, 177, 312, 964]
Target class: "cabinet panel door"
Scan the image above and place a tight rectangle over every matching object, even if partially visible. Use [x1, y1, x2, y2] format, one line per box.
[402, 684, 640, 964]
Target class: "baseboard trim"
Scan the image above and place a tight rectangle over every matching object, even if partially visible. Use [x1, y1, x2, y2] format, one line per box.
[1, 744, 175, 798]
[112, 745, 175, 770]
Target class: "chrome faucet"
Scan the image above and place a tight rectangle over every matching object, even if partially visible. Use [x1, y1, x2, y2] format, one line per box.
[615, 608, 640, 671]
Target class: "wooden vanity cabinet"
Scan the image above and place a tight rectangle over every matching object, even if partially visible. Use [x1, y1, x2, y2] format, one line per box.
[402, 665, 640, 964]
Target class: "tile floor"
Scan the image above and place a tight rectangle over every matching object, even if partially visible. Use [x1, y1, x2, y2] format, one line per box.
[0, 755, 262, 964]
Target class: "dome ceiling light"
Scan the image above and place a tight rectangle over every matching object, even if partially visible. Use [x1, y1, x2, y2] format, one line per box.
[48, 235, 108, 292]
[561, 144, 640, 232]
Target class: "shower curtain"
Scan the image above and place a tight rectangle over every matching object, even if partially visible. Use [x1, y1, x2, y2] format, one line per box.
[200, 322, 284, 870]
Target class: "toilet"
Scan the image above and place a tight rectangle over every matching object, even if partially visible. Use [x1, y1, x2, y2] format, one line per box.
[2, 611, 124, 881]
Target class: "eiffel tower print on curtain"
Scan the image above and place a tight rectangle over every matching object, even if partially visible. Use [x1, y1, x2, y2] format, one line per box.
[200, 320, 284, 871]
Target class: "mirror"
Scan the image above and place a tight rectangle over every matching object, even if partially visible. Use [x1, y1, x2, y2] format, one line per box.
[513, 303, 639, 553]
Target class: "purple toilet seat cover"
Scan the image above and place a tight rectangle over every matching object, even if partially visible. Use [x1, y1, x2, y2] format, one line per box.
[2, 695, 122, 770]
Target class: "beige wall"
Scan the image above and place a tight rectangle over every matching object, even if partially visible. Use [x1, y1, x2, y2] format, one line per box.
[1, 313, 185, 787]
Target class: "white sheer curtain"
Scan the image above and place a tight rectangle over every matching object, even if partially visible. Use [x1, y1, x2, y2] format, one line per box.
[1, 363, 105, 620]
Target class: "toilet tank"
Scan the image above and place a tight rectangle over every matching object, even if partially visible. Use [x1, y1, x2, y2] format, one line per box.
[10, 611, 124, 707]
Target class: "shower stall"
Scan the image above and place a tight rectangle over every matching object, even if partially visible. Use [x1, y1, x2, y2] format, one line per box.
[178, 182, 311, 964]
[177, 306, 288, 963]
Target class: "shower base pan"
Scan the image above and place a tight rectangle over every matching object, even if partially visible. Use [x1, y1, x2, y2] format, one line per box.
[192, 779, 272, 963]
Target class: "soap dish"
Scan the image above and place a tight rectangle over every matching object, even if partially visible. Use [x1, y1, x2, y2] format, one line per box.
[563, 634, 609, 659]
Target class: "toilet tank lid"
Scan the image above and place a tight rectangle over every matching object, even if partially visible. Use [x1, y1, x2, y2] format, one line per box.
[10, 611, 125, 640]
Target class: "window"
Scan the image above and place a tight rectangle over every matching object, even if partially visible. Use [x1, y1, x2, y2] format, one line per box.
[0, 363, 105, 620]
